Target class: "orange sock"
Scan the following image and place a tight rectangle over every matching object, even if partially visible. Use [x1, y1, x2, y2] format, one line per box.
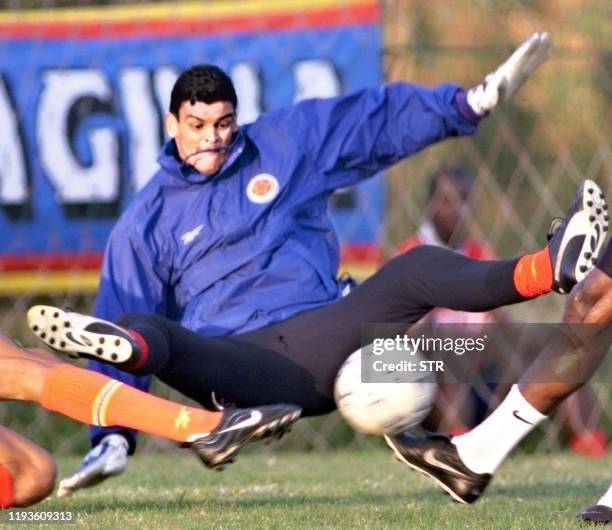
[513, 248, 553, 298]
[40, 364, 222, 443]
[0, 464, 14, 509]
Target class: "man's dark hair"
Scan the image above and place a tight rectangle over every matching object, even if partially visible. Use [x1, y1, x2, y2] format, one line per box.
[428, 165, 476, 198]
[169, 65, 238, 117]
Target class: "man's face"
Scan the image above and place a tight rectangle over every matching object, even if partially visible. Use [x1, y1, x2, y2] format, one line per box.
[166, 100, 237, 176]
[428, 174, 474, 247]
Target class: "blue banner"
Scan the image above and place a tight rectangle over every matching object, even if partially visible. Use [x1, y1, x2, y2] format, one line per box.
[0, 4, 383, 265]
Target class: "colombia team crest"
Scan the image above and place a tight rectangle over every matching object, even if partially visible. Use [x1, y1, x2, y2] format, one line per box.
[246, 174, 280, 204]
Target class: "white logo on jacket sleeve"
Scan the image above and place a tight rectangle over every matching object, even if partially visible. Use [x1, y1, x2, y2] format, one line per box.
[246, 174, 280, 204]
[180, 224, 204, 245]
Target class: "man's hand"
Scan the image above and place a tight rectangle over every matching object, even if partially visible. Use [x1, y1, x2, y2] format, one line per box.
[57, 434, 129, 498]
[467, 32, 552, 116]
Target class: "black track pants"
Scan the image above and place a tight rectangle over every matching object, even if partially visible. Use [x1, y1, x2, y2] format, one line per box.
[118, 246, 524, 415]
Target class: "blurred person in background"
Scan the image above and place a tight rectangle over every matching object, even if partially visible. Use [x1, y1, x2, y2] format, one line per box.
[396, 165, 499, 435]
[396, 166, 608, 456]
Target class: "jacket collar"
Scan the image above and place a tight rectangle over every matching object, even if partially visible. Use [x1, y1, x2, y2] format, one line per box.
[157, 130, 246, 184]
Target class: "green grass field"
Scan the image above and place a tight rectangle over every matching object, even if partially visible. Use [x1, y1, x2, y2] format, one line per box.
[11, 448, 610, 529]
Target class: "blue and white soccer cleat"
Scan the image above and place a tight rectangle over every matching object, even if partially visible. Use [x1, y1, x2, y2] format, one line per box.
[27, 305, 140, 364]
[188, 404, 302, 470]
[548, 179, 608, 294]
[57, 433, 129, 498]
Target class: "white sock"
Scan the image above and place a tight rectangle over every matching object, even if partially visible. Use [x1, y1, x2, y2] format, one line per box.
[452, 385, 546, 474]
[598, 483, 612, 508]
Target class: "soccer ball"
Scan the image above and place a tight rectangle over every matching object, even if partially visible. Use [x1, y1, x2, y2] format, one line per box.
[334, 346, 437, 435]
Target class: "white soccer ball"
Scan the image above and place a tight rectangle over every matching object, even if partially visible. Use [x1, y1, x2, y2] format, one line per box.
[334, 346, 438, 435]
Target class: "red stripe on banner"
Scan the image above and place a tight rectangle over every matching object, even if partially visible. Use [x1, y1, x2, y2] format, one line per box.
[0, 244, 380, 272]
[340, 243, 382, 265]
[0, 5, 379, 39]
[0, 253, 103, 272]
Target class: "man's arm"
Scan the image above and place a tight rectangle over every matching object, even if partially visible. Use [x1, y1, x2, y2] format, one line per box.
[264, 82, 478, 193]
[262, 32, 550, 193]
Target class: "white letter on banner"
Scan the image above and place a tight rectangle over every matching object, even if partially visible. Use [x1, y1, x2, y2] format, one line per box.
[231, 62, 261, 125]
[154, 66, 179, 128]
[120, 68, 162, 192]
[37, 69, 119, 203]
[292, 60, 351, 205]
[0, 78, 28, 205]
[292, 59, 341, 102]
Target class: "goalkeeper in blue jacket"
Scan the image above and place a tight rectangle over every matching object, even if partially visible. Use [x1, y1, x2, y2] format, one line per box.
[28, 33, 607, 497]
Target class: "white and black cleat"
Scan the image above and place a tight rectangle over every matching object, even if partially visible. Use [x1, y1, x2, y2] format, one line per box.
[188, 404, 301, 470]
[548, 179, 608, 294]
[579, 504, 612, 525]
[385, 431, 491, 504]
[27, 305, 137, 364]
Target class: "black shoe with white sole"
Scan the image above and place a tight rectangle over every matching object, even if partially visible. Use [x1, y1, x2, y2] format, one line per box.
[27, 305, 140, 365]
[548, 179, 608, 294]
[188, 404, 302, 470]
[385, 431, 491, 504]
[579, 504, 612, 525]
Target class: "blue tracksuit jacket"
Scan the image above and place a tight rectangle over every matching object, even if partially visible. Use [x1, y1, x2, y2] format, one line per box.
[89, 82, 478, 447]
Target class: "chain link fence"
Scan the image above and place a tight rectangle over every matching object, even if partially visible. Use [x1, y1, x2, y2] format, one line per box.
[0, 0, 610, 455]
